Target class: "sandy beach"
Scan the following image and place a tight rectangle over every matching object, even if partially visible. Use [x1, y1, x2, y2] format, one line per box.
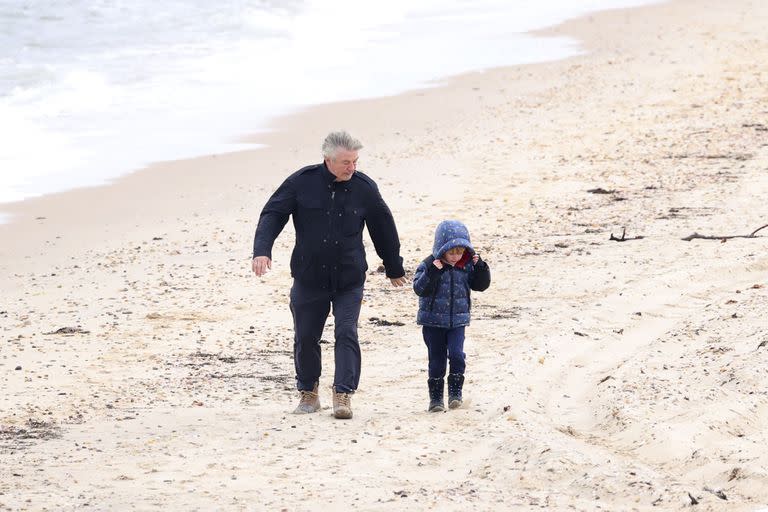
[3, 0, 768, 509]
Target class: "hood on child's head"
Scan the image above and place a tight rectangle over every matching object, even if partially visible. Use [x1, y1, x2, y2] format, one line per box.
[431, 220, 475, 259]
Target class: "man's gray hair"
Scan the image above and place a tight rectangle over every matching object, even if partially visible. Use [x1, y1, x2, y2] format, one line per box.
[322, 131, 363, 159]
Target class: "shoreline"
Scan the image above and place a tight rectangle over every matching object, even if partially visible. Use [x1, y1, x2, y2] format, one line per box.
[4, 0, 768, 509]
[0, 1, 658, 213]
[0, 1, 656, 234]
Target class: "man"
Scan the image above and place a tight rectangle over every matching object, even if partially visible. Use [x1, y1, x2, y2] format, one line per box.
[252, 131, 406, 419]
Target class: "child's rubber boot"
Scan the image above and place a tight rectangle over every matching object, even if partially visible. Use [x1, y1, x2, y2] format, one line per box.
[447, 373, 465, 409]
[427, 378, 445, 412]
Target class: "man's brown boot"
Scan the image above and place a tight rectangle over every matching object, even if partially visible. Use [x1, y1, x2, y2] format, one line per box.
[332, 388, 353, 419]
[293, 383, 320, 414]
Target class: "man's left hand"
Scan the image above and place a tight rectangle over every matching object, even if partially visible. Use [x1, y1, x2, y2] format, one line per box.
[389, 277, 407, 287]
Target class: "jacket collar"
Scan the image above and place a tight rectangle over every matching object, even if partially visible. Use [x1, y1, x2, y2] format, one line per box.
[321, 161, 338, 185]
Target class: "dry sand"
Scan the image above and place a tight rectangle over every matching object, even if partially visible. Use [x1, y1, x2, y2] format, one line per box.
[2, 0, 768, 509]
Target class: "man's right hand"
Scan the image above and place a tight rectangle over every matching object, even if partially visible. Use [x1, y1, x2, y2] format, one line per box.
[389, 276, 407, 287]
[252, 256, 272, 277]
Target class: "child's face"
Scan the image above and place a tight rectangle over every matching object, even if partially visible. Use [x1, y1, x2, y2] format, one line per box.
[442, 246, 465, 265]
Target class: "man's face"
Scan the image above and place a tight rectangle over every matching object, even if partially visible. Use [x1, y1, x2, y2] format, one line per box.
[325, 149, 358, 182]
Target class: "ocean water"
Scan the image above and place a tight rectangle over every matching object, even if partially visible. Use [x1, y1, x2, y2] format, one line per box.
[0, 0, 656, 210]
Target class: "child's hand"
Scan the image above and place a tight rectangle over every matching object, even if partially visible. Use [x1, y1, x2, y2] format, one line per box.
[472, 254, 480, 264]
[433, 259, 444, 270]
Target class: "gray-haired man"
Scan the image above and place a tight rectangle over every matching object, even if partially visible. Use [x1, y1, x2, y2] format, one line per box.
[252, 131, 406, 419]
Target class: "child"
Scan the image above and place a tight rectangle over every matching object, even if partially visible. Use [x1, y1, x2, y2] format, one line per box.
[413, 220, 491, 412]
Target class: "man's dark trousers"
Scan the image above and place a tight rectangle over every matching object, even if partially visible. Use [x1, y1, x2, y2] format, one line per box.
[290, 280, 364, 394]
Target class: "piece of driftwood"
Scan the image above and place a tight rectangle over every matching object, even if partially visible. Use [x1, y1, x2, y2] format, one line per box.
[43, 326, 91, 335]
[682, 223, 768, 242]
[598, 375, 614, 385]
[609, 227, 644, 242]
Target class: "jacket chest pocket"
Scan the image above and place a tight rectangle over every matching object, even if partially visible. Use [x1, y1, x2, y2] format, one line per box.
[342, 206, 364, 236]
[296, 196, 328, 230]
[297, 194, 326, 211]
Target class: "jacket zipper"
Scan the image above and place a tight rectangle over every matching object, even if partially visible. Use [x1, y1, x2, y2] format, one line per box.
[329, 187, 336, 230]
[449, 267, 454, 328]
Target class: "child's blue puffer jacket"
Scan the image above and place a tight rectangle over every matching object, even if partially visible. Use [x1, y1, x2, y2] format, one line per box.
[413, 220, 491, 328]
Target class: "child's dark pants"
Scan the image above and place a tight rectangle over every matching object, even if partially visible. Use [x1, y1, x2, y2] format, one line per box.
[290, 280, 364, 394]
[422, 326, 466, 379]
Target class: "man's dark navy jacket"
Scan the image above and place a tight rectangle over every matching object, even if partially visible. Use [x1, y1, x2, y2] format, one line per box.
[253, 163, 405, 291]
